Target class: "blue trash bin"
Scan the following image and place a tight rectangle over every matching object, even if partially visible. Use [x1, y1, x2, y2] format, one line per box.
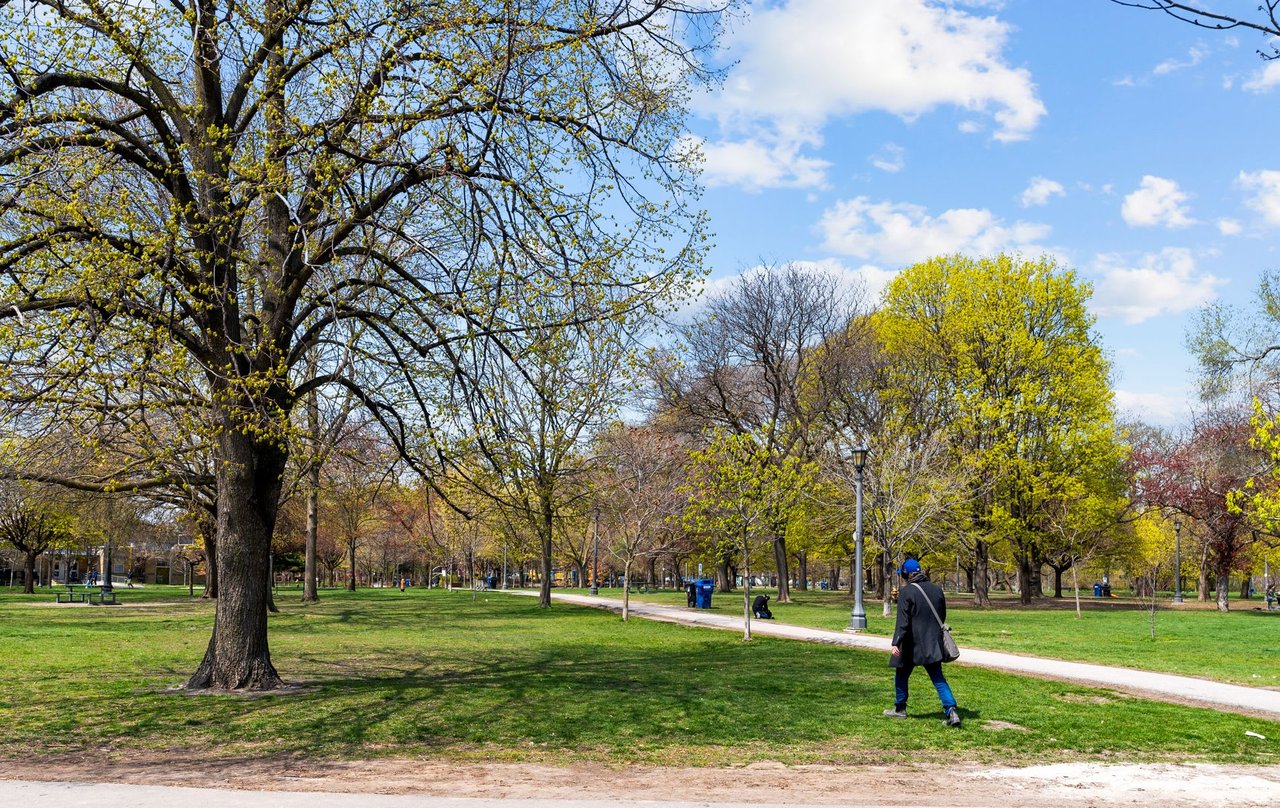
[695, 578, 714, 608]
[1093, 583, 1102, 598]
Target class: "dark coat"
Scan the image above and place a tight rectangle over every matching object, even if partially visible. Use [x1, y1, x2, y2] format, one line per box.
[890, 573, 948, 668]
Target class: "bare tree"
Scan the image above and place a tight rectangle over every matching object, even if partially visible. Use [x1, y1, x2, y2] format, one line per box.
[658, 263, 867, 602]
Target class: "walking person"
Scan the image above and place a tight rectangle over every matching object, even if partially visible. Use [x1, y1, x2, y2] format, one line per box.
[882, 558, 961, 727]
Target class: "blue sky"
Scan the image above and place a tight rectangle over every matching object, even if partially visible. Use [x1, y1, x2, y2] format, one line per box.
[681, 0, 1280, 426]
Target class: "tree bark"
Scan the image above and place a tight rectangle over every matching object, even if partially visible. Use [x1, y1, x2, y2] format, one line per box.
[972, 539, 990, 607]
[186, 428, 286, 690]
[303, 465, 319, 602]
[22, 549, 37, 594]
[537, 487, 553, 607]
[1216, 569, 1231, 612]
[773, 534, 790, 603]
[796, 550, 808, 591]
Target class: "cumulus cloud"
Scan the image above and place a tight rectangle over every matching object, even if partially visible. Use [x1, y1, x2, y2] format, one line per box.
[870, 143, 905, 173]
[1243, 61, 1280, 93]
[817, 197, 1051, 265]
[1121, 176, 1196, 228]
[698, 0, 1045, 189]
[1089, 248, 1225, 324]
[1112, 389, 1188, 426]
[1020, 177, 1065, 207]
[1217, 218, 1243, 236]
[1237, 169, 1280, 225]
[677, 259, 895, 321]
[682, 135, 830, 191]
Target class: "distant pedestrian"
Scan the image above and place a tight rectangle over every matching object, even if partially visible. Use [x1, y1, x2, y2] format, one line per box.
[882, 559, 961, 728]
[399, 577, 406, 592]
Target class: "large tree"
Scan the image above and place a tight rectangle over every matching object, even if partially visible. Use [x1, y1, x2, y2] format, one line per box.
[658, 262, 867, 602]
[878, 254, 1124, 606]
[0, 0, 728, 689]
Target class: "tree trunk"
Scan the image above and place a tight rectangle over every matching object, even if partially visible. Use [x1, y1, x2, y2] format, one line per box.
[22, 549, 36, 594]
[972, 540, 990, 607]
[796, 550, 808, 591]
[829, 563, 841, 590]
[881, 554, 892, 618]
[773, 534, 790, 603]
[303, 462, 319, 603]
[1016, 552, 1034, 605]
[622, 559, 631, 621]
[186, 428, 286, 691]
[201, 518, 219, 599]
[1216, 569, 1231, 612]
[346, 539, 357, 591]
[537, 488, 553, 608]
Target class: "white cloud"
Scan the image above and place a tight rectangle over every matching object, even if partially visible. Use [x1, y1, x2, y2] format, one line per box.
[683, 135, 830, 191]
[1020, 177, 1065, 207]
[1237, 169, 1280, 225]
[1090, 248, 1226, 324]
[1113, 389, 1188, 426]
[817, 196, 1051, 265]
[1153, 45, 1208, 76]
[870, 143, 905, 173]
[678, 259, 895, 321]
[1243, 61, 1280, 92]
[1217, 218, 1243, 236]
[698, 0, 1045, 189]
[1121, 176, 1196, 228]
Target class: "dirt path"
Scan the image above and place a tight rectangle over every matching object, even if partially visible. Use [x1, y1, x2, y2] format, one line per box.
[2, 754, 1279, 807]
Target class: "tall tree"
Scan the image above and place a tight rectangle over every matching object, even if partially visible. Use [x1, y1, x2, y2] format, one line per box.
[658, 262, 866, 602]
[878, 254, 1123, 606]
[0, 0, 728, 688]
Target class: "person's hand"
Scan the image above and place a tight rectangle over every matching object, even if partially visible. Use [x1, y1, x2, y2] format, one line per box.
[890, 645, 900, 657]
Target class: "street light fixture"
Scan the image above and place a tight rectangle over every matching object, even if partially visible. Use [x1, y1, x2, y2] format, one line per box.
[847, 446, 870, 632]
[1172, 519, 1184, 604]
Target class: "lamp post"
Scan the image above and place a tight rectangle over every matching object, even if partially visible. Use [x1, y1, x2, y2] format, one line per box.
[847, 446, 869, 632]
[502, 544, 507, 590]
[590, 507, 600, 596]
[1172, 519, 1184, 604]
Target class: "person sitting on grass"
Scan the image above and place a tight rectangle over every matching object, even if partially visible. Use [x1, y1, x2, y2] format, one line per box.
[752, 593, 773, 619]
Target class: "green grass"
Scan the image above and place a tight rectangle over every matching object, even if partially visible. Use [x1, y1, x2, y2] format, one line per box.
[0, 586, 1276, 766]
[614, 585, 1280, 687]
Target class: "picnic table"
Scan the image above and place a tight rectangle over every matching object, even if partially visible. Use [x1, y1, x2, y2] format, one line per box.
[54, 585, 89, 604]
[53, 585, 118, 605]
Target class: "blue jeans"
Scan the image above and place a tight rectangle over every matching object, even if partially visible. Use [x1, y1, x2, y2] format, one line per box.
[894, 661, 957, 712]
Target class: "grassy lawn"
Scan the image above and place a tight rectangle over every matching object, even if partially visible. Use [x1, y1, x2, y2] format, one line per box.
[613, 585, 1280, 688]
[0, 586, 1276, 767]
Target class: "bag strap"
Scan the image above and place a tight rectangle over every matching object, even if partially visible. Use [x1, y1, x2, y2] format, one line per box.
[910, 582, 947, 628]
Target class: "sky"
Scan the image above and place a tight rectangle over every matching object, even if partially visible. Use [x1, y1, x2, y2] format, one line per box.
[680, 0, 1280, 426]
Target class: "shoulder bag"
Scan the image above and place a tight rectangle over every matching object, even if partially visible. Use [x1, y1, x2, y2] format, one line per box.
[911, 582, 960, 662]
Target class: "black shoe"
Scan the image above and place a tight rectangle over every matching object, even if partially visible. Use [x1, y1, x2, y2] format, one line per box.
[882, 706, 907, 718]
[944, 708, 961, 728]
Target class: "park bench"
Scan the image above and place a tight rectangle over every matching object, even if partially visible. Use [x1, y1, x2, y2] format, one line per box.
[87, 589, 117, 605]
[54, 585, 88, 604]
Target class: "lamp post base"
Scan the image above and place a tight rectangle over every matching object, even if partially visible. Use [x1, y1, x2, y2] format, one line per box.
[846, 614, 867, 632]
[1171, 595, 1184, 604]
[589, 585, 599, 595]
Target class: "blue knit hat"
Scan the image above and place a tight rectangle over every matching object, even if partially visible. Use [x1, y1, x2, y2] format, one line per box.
[898, 559, 921, 576]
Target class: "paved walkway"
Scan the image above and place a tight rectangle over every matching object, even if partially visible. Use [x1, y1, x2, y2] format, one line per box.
[528, 591, 1280, 718]
[0, 782, 847, 808]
